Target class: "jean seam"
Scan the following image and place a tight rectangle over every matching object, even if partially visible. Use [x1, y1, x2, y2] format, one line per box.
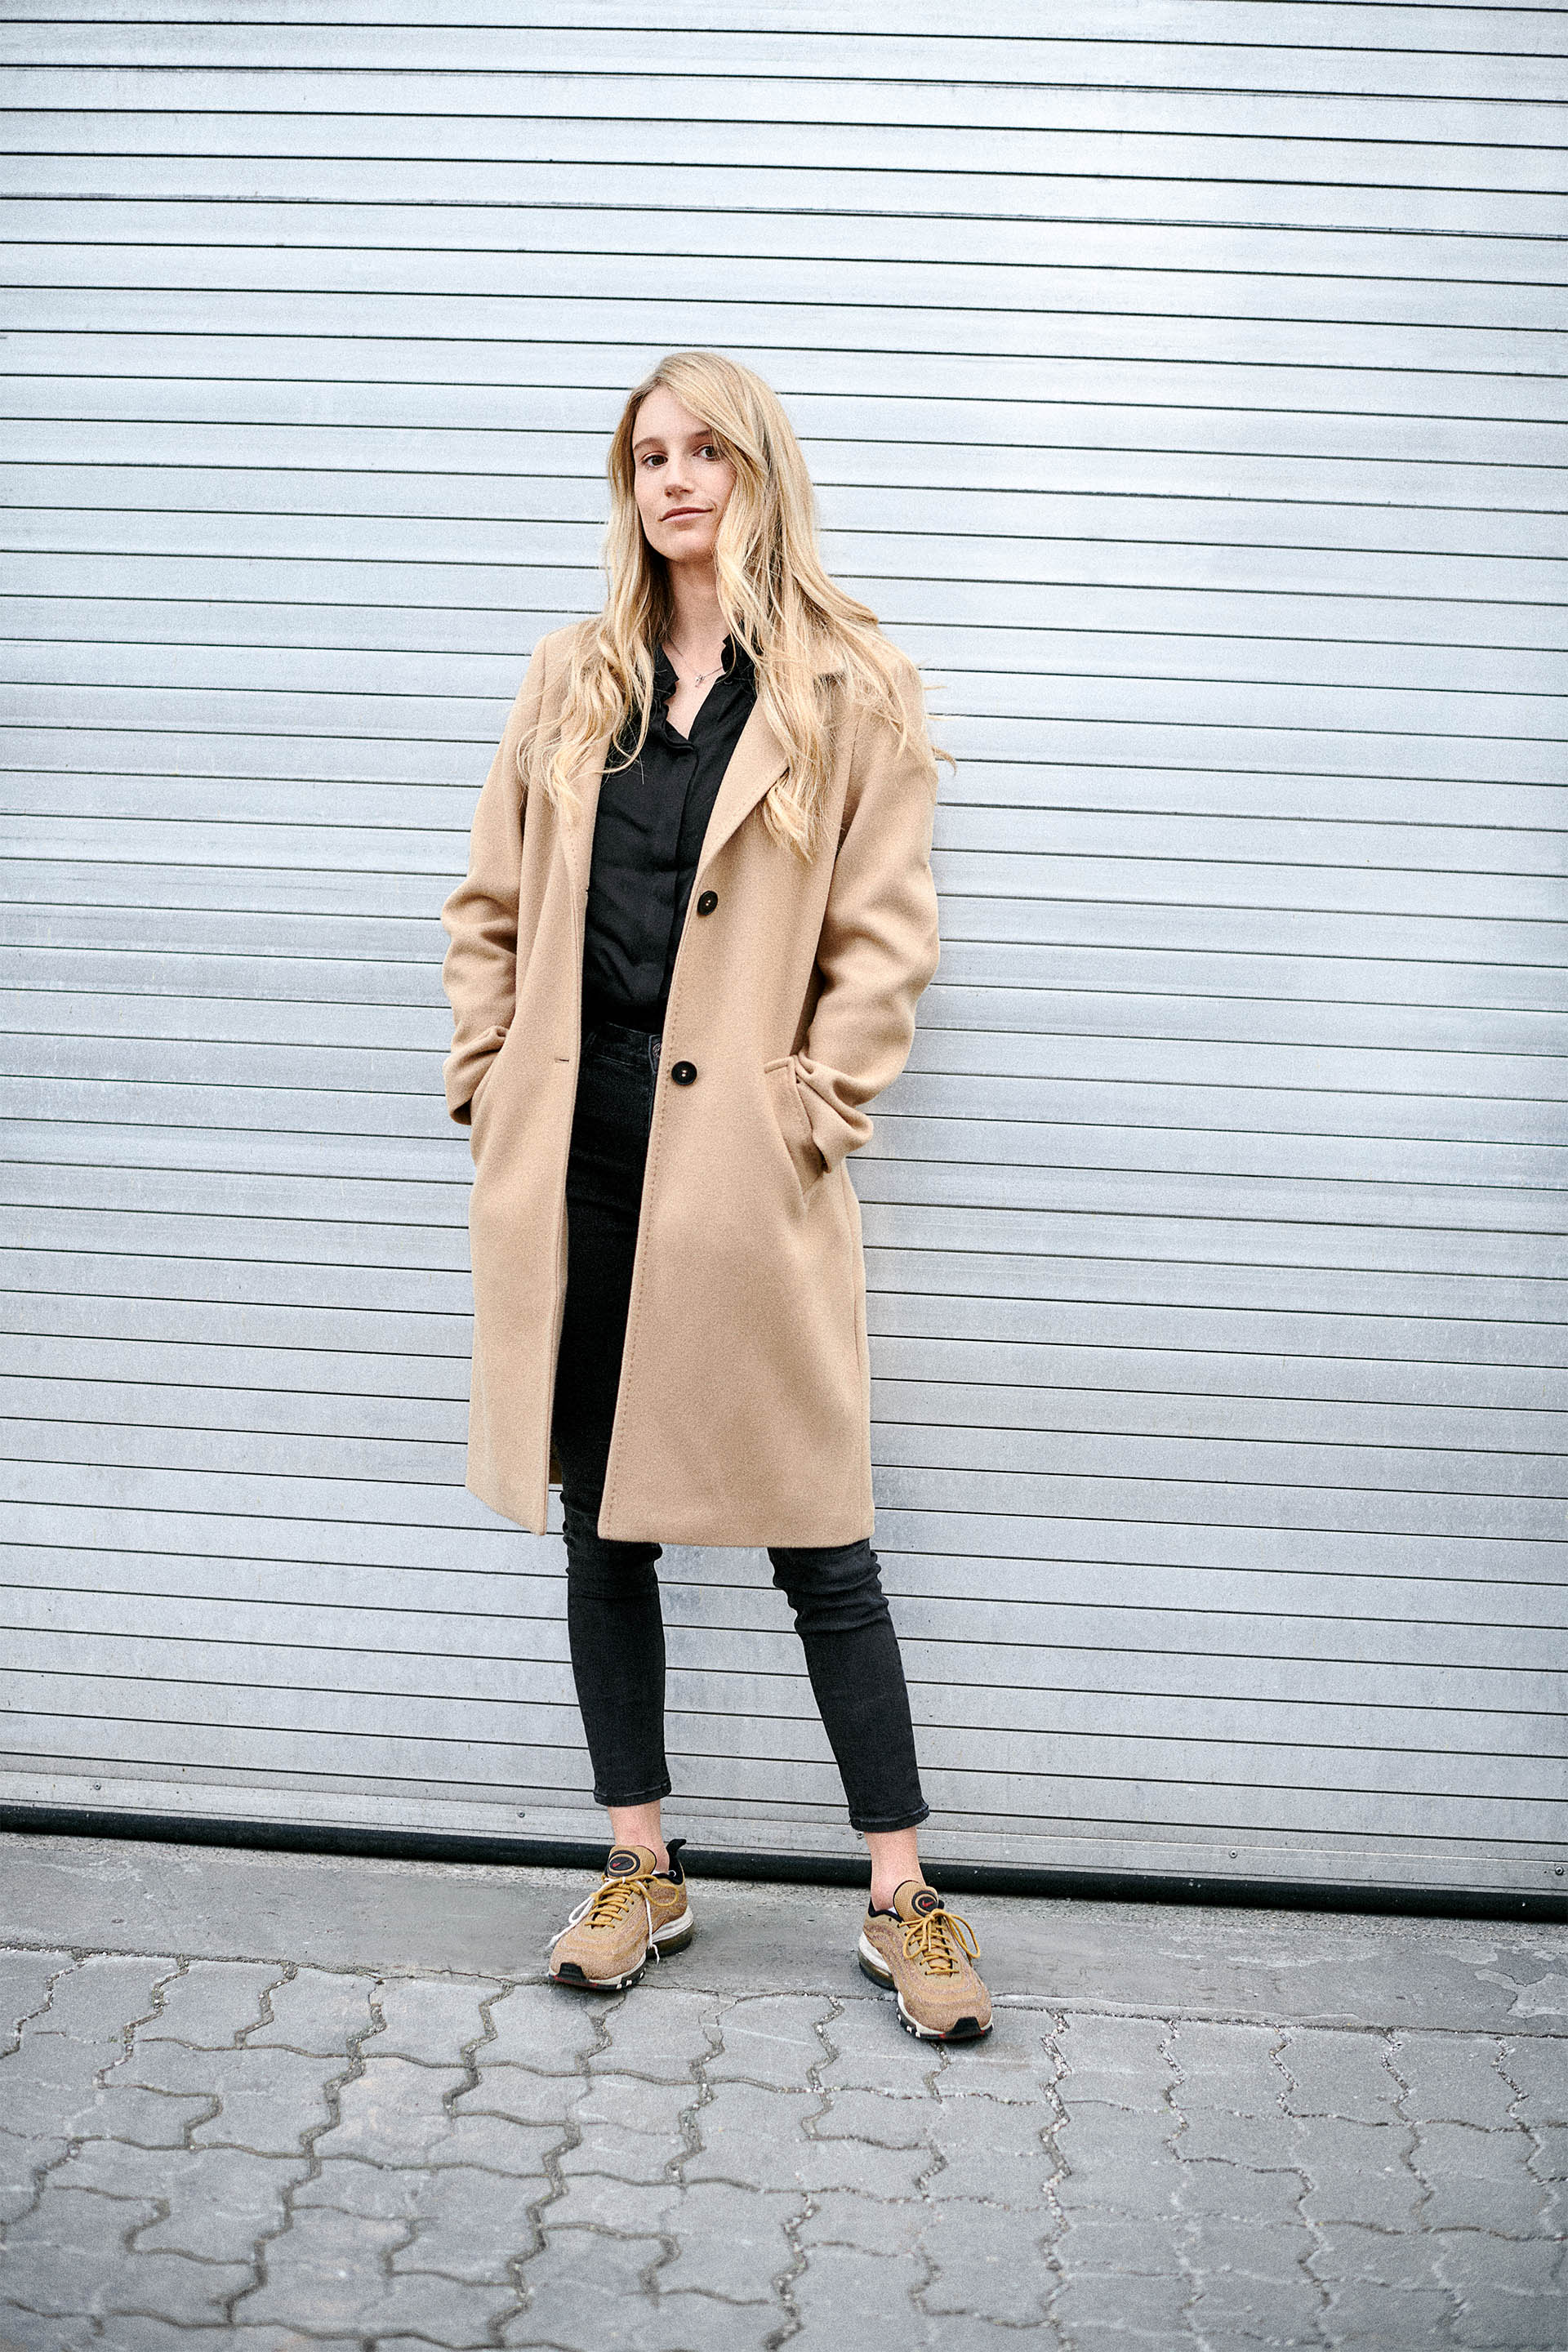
[592, 1775, 675, 1807]
[847, 1800, 931, 1834]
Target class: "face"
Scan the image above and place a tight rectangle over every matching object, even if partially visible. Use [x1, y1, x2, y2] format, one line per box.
[630, 383, 737, 571]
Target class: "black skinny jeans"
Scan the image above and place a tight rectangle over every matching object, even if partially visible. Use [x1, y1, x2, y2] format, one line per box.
[550, 1018, 929, 1836]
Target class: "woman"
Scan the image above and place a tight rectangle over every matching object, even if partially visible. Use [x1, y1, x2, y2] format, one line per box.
[440, 350, 991, 2041]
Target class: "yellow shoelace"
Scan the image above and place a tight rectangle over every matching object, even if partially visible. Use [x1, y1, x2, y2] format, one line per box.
[581, 1871, 654, 1932]
[902, 1904, 982, 1978]
[546, 1869, 656, 1953]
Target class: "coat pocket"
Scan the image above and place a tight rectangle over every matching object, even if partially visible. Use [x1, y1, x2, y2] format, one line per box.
[467, 1048, 505, 1161]
[762, 1054, 826, 1202]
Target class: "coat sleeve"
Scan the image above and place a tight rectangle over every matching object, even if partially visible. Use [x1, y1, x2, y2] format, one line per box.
[793, 661, 942, 1175]
[439, 636, 550, 1124]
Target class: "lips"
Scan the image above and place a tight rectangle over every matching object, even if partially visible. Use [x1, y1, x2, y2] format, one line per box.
[663, 507, 706, 520]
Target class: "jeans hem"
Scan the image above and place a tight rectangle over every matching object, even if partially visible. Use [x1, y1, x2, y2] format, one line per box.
[592, 1776, 674, 1808]
[849, 1799, 931, 1835]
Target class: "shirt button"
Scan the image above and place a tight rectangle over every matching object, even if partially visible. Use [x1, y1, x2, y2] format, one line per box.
[670, 1060, 697, 1085]
[697, 890, 719, 915]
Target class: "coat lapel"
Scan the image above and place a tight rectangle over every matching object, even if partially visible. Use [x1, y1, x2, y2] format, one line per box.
[694, 697, 789, 881]
[556, 729, 612, 905]
[557, 688, 791, 902]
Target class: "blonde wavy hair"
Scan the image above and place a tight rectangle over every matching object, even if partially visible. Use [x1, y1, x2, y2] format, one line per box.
[522, 350, 948, 859]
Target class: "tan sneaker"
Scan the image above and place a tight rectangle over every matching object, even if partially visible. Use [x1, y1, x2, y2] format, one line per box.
[858, 1879, 992, 2041]
[547, 1839, 694, 1992]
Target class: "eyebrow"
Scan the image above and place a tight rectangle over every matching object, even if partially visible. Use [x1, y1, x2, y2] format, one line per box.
[631, 429, 716, 455]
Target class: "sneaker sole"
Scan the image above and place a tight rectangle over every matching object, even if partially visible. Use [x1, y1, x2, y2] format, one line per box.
[857, 1932, 992, 2042]
[551, 1907, 694, 1993]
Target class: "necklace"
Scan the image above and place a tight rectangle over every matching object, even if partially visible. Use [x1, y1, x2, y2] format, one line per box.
[665, 638, 728, 688]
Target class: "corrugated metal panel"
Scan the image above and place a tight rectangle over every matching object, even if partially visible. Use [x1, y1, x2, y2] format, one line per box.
[2, 2, 1564, 1892]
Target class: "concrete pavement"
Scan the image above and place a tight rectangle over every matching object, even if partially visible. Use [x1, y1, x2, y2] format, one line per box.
[0, 1832, 1563, 2348]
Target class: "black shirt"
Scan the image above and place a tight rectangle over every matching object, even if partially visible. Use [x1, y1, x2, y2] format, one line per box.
[581, 638, 758, 1033]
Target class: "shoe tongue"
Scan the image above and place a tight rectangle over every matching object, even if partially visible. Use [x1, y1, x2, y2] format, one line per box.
[892, 1880, 946, 1924]
[605, 1845, 657, 1878]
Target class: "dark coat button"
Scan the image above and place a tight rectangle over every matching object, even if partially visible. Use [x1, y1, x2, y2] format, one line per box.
[696, 890, 719, 915]
[670, 1060, 697, 1085]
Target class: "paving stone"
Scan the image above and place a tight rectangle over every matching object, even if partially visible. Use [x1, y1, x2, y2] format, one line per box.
[1432, 2227, 1566, 2305]
[483, 1980, 608, 2073]
[812, 2084, 933, 2150]
[0, 1955, 68, 2057]
[656, 2180, 800, 2303]
[1295, 2118, 1423, 2230]
[679, 2082, 815, 2185]
[59, 2139, 304, 2261]
[2, 2183, 252, 2324]
[1049, 2264, 1195, 2336]
[457, 2061, 584, 2129]
[816, 1993, 947, 2096]
[567, 2068, 697, 2149]
[555, 2078, 696, 2182]
[1172, 2105, 1303, 2172]
[310, 2054, 470, 2165]
[176, 2042, 339, 2156]
[919, 2195, 1055, 2325]
[918, 2319, 1069, 2352]
[1175, 2155, 1307, 2225]
[594, 1986, 718, 2083]
[0, 2184, 151, 2313]
[1183, 2215, 1315, 2283]
[1194, 2274, 1330, 2343]
[1396, 2030, 1522, 2129]
[295, 2156, 433, 2220]
[1058, 2011, 1171, 2085]
[372, 1973, 502, 2065]
[1170, 2019, 1283, 2114]
[1278, 2027, 1401, 2123]
[105, 2328, 365, 2352]
[927, 2010, 1060, 2105]
[80, 2078, 219, 2147]
[704, 1993, 833, 2088]
[506, 2225, 667, 2336]
[388, 2162, 550, 2284]
[1312, 2217, 1451, 2292]
[1506, 2037, 1568, 2127]
[1053, 2213, 1188, 2273]
[137, 1960, 283, 2049]
[683, 2080, 929, 2198]
[796, 2186, 926, 2255]
[246, 1967, 376, 2056]
[510, 2270, 777, 2352]
[1450, 2287, 1568, 2350]
[927, 2093, 1057, 2198]
[785, 2239, 925, 2341]
[28, 1955, 175, 2047]
[533, 2169, 675, 2234]
[240, 2203, 511, 2340]
[1414, 2119, 1557, 2234]
[421, 2110, 565, 2176]
[791, 2132, 933, 2198]
[1317, 2277, 1453, 2341]
[1055, 2099, 1177, 2185]
[0, 2301, 98, 2352]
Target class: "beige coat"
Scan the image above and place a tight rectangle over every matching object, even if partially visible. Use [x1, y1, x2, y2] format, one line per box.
[440, 618, 941, 1545]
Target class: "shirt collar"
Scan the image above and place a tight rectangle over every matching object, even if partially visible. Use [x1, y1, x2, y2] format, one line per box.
[652, 636, 754, 701]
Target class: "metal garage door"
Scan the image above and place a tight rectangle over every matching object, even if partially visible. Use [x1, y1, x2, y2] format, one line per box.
[2, 2, 1564, 1896]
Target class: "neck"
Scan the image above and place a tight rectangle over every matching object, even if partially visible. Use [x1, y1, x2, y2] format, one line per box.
[664, 561, 726, 661]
